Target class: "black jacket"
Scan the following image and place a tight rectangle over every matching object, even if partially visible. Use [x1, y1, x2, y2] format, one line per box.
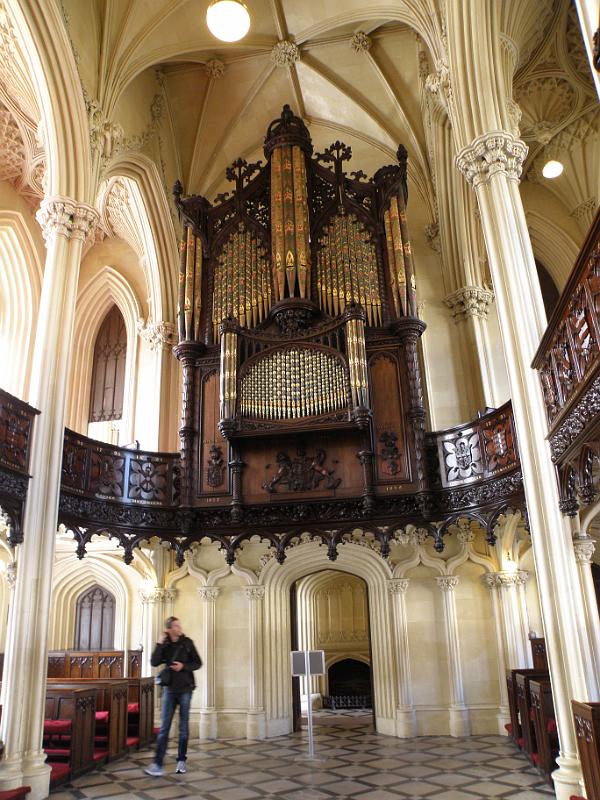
[151, 635, 202, 694]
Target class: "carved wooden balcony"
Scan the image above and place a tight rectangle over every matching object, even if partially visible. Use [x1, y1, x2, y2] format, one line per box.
[533, 208, 600, 514]
[0, 388, 39, 545]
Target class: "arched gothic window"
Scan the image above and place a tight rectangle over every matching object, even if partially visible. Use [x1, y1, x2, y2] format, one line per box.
[88, 305, 126, 424]
[74, 584, 115, 650]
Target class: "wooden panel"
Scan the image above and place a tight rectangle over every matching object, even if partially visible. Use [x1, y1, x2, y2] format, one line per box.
[530, 638, 548, 671]
[241, 432, 363, 503]
[369, 351, 408, 484]
[44, 686, 96, 777]
[530, 679, 557, 784]
[199, 369, 229, 496]
[516, 670, 549, 759]
[572, 700, 600, 800]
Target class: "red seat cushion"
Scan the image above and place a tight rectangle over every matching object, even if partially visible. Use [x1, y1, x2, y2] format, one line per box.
[93, 749, 109, 763]
[547, 719, 557, 734]
[127, 703, 139, 713]
[570, 796, 586, 800]
[43, 719, 71, 734]
[126, 736, 140, 747]
[531, 752, 541, 765]
[48, 762, 70, 786]
[44, 748, 71, 759]
[152, 726, 160, 735]
[95, 711, 109, 723]
[517, 737, 525, 748]
[0, 789, 32, 800]
[504, 722, 513, 734]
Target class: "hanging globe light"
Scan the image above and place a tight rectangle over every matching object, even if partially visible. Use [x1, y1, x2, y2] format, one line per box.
[542, 160, 564, 179]
[206, 0, 251, 42]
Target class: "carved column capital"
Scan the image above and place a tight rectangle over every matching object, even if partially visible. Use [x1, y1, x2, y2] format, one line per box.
[573, 536, 596, 564]
[436, 575, 459, 591]
[484, 570, 529, 588]
[198, 586, 221, 602]
[444, 286, 495, 322]
[244, 585, 266, 601]
[36, 196, 99, 242]
[388, 578, 410, 595]
[137, 319, 177, 351]
[5, 561, 16, 589]
[139, 586, 175, 604]
[456, 131, 528, 187]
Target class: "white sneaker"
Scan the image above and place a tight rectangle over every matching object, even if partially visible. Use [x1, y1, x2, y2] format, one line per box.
[176, 760, 186, 774]
[144, 763, 165, 777]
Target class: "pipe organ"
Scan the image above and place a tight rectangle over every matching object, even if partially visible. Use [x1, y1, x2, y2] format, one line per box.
[174, 105, 426, 515]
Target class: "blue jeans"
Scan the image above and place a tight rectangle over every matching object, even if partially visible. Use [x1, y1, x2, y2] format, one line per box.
[154, 688, 192, 766]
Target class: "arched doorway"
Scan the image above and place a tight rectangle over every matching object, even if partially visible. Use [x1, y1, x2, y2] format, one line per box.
[290, 568, 374, 731]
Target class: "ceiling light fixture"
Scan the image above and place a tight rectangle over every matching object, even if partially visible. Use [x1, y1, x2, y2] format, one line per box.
[206, 0, 250, 42]
[542, 160, 564, 179]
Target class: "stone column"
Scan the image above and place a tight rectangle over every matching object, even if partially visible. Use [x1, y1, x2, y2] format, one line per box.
[572, 536, 600, 692]
[489, 571, 532, 670]
[0, 198, 97, 799]
[482, 574, 512, 733]
[140, 588, 177, 677]
[455, 131, 598, 798]
[435, 576, 471, 736]
[244, 586, 266, 739]
[197, 586, 220, 739]
[388, 579, 417, 737]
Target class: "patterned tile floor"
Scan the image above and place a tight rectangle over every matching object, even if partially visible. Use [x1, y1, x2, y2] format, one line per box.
[50, 712, 556, 799]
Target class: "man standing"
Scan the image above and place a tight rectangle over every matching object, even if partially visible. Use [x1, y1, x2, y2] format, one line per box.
[144, 616, 202, 776]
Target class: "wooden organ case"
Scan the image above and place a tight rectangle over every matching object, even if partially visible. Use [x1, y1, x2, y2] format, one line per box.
[173, 106, 426, 526]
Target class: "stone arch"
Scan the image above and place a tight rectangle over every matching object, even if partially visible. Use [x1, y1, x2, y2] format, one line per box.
[66, 266, 142, 441]
[50, 553, 135, 652]
[0, 209, 43, 397]
[527, 210, 579, 292]
[6, 0, 92, 201]
[102, 156, 179, 324]
[260, 540, 396, 737]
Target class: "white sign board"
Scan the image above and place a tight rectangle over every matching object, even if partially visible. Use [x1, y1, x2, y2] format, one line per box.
[290, 649, 325, 676]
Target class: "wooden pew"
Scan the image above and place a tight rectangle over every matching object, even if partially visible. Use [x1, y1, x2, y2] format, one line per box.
[127, 650, 142, 678]
[506, 668, 548, 748]
[44, 685, 96, 779]
[48, 678, 128, 761]
[127, 677, 154, 747]
[572, 700, 600, 800]
[530, 678, 558, 784]
[47, 651, 124, 679]
[515, 670, 549, 758]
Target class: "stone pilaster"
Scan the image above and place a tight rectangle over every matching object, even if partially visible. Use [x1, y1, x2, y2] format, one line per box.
[244, 586, 266, 739]
[435, 576, 471, 736]
[197, 586, 220, 739]
[140, 587, 178, 677]
[388, 579, 417, 737]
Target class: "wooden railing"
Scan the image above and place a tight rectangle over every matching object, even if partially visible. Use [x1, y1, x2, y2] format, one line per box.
[533, 208, 600, 463]
[0, 388, 39, 545]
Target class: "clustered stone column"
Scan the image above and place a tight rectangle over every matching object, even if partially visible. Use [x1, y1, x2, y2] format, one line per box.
[0, 197, 98, 799]
[244, 586, 266, 739]
[197, 586, 220, 739]
[454, 130, 598, 797]
[139, 587, 177, 677]
[388, 579, 417, 737]
[435, 576, 471, 736]
[572, 535, 600, 691]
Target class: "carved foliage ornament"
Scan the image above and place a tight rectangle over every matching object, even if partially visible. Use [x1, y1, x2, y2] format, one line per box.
[350, 32, 371, 53]
[379, 431, 401, 475]
[36, 197, 99, 242]
[263, 447, 341, 493]
[456, 132, 528, 187]
[271, 40, 300, 67]
[206, 444, 225, 488]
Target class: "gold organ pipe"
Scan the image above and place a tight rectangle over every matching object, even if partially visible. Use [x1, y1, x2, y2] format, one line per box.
[397, 191, 417, 315]
[389, 196, 407, 315]
[271, 148, 285, 302]
[177, 230, 187, 342]
[193, 235, 202, 341]
[282, 147, 296, 298]
[184, 226, 195, 340]
[250, 236, 257, 326]
[292, 146, 308, 299]
[384, 211, 400, 317]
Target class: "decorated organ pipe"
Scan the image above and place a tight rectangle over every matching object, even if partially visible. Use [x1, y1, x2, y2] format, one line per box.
[344, 307, 369, 412]
[219, 322, 238, 425]
[383, 189, 417, 318]
[177, 225, 203, 342]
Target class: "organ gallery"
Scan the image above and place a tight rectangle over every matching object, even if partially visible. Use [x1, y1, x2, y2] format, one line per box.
[0, 2, 598, 799]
